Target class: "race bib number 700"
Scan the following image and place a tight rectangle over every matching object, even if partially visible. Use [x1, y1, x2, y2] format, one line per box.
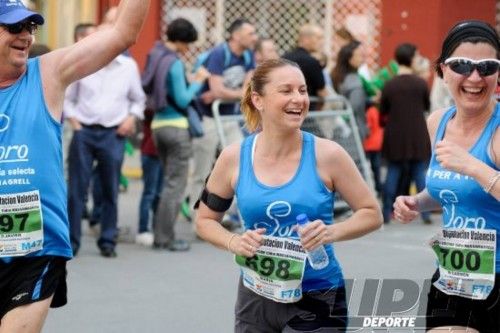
[430, 228, 496, 300]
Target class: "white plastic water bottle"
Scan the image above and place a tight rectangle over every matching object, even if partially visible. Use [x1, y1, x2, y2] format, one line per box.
[296, 213, 329, 270]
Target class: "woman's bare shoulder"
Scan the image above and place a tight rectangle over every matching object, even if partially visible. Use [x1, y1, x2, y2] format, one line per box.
[427, 108, 449, 143]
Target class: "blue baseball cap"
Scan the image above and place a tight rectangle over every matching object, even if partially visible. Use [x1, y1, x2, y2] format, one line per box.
[0, 0, 44, 25]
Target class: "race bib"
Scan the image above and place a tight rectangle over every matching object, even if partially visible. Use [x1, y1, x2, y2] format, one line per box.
[0, 190, 44, 257]
[235, 235, 307, 303]
[430, 228, 496, 300]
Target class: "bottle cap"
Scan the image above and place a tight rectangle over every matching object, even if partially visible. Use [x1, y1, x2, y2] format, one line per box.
[296, 213, 308, 225]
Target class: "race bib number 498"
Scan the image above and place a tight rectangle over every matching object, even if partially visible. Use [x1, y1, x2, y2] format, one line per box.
[235, 235, 307, 303]
[0, 191, 44, 257]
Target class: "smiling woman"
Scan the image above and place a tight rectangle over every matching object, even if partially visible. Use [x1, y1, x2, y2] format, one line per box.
[195, 58, 382, 332]
[241, 59, 309, 133]
[393, 19, 500, 333]
[444, 57, 500, 77]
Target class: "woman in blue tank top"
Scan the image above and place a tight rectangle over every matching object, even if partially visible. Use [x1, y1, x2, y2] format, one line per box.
[195, 58, 382, 332]
[393, 20, 500, 333]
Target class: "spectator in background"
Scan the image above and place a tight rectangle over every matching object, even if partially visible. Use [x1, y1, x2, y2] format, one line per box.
[68, 23, 100, 226]
[65, 15, 146, 257]
[331, 40, 369, 140]
[135, 109, 162, 246]
[311, 49, 348, 140]
[79, 12, 133, 228]
[188, 18, 257, 230]
[336, 27, 353, 48]
[336, 27, 400, 101]
[283, 23, 328, 103]
[395, 53, 432, 198]
[254, 37, 279, 65]
[380, 43, 431, 224]
[150, 18, 209, 251]
[336, 27, 373, 82]
[284, 23, 327, 137]
[312, 50, 336, 96]
[363, 103, 384, 195]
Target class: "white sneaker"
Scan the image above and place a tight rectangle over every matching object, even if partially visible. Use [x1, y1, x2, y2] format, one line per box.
[135, 232, 154, 246]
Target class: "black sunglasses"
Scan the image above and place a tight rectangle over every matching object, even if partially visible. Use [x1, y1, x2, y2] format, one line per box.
[444, 57, 500, 77]
[0, 21, 38, 34]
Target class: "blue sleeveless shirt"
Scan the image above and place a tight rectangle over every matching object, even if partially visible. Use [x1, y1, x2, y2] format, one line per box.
[235, 131, 344, 291]
[426, 105, 500, 272]
[0, 58, 72, 262]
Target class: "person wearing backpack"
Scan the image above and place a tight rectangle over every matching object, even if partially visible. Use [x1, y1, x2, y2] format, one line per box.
[146, 18, 209, 251]
[188, 18, 257, 229]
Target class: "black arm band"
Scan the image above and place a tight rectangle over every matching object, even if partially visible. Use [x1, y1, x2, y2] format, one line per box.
[194, 188, 233, 212]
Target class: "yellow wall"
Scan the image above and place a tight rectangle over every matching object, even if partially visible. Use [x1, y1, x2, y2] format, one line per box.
[33, 0, 98, 49]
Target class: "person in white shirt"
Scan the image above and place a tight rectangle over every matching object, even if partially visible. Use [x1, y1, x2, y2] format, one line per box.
[64, 50, 145, 258]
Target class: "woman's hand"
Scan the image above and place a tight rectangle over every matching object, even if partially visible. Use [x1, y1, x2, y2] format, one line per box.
[229, 228, 266, 257]
[435, 140, 477, 176]
[393, 195, 420, 223]
[297, 220, 330, 252]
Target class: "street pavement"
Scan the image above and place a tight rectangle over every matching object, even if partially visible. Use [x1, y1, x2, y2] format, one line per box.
[44, 178, 442, 333]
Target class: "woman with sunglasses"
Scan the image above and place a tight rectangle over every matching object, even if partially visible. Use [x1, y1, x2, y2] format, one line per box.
[0, 1, 150, 332]
[394, 20, 500, 333]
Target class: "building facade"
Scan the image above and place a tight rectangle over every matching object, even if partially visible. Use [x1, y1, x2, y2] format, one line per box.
[32, 0, 496, 73]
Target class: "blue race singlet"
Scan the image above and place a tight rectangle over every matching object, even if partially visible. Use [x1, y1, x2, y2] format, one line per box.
[0, 58, 72, 261]
[426, 105, 500, 272]
[235, 131, 344, 291]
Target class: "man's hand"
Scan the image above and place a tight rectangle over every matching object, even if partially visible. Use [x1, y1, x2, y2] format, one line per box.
[116, 115, 136, 137]
[67, 118, 82, 131]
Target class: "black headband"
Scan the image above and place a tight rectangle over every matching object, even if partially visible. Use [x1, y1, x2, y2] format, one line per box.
[439, 20, 500, 62]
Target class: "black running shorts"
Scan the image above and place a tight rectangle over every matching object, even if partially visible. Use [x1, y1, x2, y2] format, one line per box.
[0, 256, 67, 320]
[426, 269, 500, 333]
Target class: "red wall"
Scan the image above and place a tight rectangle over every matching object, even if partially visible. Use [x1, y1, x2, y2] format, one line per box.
[98, 0, 162, 71]
[380, 0, 496, 67]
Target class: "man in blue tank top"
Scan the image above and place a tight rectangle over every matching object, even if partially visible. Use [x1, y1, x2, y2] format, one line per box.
[0, 0, 150, 331]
